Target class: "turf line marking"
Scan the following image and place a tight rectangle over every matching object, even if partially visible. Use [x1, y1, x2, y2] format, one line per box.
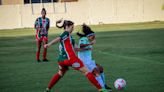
[96, 50, 164, 65]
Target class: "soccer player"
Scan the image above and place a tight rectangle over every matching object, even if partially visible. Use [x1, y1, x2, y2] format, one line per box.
[44, 19, 108, 92]
[76, 24, 112, 91]
[34, 8, 50, 62]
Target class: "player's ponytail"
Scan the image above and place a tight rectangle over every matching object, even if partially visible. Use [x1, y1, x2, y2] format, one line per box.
[77, 24, 95, 38]
[56, 20, 74, 29]
[76, 32, 86, 38]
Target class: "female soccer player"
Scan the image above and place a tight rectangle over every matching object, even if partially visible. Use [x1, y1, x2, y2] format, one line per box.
[34, 8, 50, 62]
[76, 24, 112, 91]
[44, 20, 108, 92]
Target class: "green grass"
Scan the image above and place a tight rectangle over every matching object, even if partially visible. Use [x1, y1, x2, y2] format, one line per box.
[0, 22, 164, 92]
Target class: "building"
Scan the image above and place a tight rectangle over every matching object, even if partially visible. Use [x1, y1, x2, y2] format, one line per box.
[0, 0, 23, 5]
[0, 0, 163, 29]
[0, 0, 78, 5]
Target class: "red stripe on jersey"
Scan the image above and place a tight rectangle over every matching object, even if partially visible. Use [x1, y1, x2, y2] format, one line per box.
[63, 36, 76, 59]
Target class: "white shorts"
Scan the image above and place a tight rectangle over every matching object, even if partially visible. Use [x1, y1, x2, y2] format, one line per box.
[79, 57, 97, 72]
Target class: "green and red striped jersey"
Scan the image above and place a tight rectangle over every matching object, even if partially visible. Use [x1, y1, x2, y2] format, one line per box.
[58, 31, 75, 62]
[34, 17, 50, 37]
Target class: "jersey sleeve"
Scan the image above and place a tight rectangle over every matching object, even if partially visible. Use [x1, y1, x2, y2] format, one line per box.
[34, 18, 39, 29]
[35, 17, 42, 29]
[46, 18, 50, 30]
[60, 31, 69, 40]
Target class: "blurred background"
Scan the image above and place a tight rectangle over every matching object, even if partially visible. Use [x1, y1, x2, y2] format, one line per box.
[0, 0, 164, 29]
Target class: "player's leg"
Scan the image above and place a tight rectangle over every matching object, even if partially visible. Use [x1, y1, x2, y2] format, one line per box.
[44, 70, 66, 92]
[96, 64, 105, 84]
[35, 30, 42, 62]
[45, 61, 69, 92]
[36, 40, 42, 62]
[96, 64, 112, 91]
[43, 37, 48, 61]
[79, 67, 108, 92]
[85, 60, 105, 89]
[92, 68, 105, 88]
[71, 58, 107, 92]
[46, 69, 67, 91]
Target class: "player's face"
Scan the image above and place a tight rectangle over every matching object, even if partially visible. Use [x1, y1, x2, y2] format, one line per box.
[69, 25, 74, 33]
[66, 25, 74, 33]
[41, 11, 46, 18]
[88, 35, 95, 41]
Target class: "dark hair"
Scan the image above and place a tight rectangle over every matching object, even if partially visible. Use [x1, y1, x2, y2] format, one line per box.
[76, 32, 86, 37]
[56, 20, 74, 29]
[77, 24, 95, 38]
[41, 8, 46, 14]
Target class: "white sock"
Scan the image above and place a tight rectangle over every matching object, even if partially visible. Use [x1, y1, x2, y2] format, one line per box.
[96, 75, 105, 88]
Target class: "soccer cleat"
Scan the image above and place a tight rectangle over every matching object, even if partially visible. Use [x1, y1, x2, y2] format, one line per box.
[44, 88, 50, 92]
[105, 84, 112, 92]
[37, 59, 41, 62]
[43, 59, 49, 62]
[99, 88, 108, 92]
[105, 84, 112, 89]
[107, 88, 112, 92]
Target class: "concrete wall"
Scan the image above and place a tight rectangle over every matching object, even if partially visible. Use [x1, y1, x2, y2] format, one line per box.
[88, 0, 164, 24]
[0, 0, 164, 29]
[1, 0, 23, 5]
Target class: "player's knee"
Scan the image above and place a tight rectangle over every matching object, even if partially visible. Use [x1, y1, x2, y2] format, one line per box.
[58, 70, 65, 77]
[92, 68, 100, 76]
[79, 67, 89, 75]
[97, 65, 104, 73]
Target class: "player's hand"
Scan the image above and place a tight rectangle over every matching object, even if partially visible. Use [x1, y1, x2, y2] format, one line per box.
[87, 48, 93, 50]
[90, 40, 96, 45]
[44, 44, 50, 48]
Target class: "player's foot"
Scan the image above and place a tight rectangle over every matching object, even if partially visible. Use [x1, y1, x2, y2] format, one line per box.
[107, 88, 112, 92]
[105, 84, 112, 92]
[105, 84, 111, 89]
[99, 88, 108, 92]
[44, 88, 50, 92]
[37, 59, 41, 62]
[43, 59, 49, 62]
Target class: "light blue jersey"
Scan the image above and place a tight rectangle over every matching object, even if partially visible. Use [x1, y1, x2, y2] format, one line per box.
[78, 37, 92, 60]
[78, 37, 96, 72]
[78, 37, 106, 88]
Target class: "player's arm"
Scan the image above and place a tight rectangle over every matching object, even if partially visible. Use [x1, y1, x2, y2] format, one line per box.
[34, 18, 41, 31]
[80, 40, 96, 48]
[90, 39, 96, 45]
[80, 43, 91, 48]
[76, 47, 93, 52]
[46, 18, 50, 31]
[75, 46, 92, 52]
[74, 44, 92, 52]
[34, 18, 38, 29]
[44, 37, 61, 48]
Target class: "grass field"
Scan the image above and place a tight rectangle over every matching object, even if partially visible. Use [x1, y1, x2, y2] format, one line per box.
[0, 22, 164, 92]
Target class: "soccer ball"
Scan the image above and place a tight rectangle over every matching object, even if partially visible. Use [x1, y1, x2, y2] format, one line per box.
[114, 78, 126, 90]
